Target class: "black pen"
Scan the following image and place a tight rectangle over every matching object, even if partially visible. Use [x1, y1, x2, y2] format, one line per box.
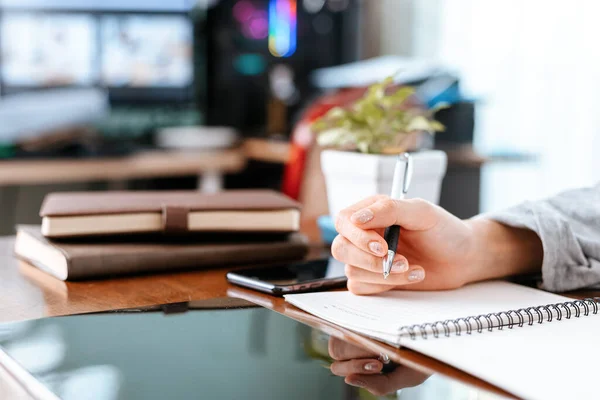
[383, 153, 413, 279]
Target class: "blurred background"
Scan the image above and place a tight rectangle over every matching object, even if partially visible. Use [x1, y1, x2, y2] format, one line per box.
[0, 0, 598, 235]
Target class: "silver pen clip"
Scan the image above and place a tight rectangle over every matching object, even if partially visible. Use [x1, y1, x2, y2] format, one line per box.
[400, 152, 413, 197]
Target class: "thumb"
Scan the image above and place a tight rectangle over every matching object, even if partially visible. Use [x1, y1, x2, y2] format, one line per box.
[350, 197, 439, 231]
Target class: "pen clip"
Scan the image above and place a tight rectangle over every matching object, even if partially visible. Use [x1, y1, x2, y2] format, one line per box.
[400, 153, 413, 195]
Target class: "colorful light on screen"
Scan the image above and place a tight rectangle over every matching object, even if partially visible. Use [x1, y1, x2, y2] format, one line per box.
[268, 0, 297, 58]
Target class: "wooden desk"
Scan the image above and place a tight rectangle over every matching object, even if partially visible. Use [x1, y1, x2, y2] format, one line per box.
[0, 219, 322, 324]
[0, 236, 261, 323]
[0, 235, 509, 398]
[0, 149, 246, 189]
[0, 226, 594, 399]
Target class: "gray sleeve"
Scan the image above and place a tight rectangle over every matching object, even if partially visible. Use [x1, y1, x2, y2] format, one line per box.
[482, 183, 600, 292]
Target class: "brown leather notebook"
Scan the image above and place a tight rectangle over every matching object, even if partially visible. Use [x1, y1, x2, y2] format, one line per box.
[40, 190, 301, 238]
[14, 225, 309, 281]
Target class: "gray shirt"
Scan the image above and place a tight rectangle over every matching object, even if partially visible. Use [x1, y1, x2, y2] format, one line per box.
[485, 183, 600, 292]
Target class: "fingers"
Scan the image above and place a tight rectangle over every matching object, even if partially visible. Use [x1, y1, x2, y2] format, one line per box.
[332, 235, 425, 294]
[332, 236, 410, 273]
[345, 264, 425, 286]
[350, 197, 439, 231]
[333, 196, 436, 297]
[346, 280, 397, 295]
[346, 268, 426, 294]
[326, 334, 432, 396]
[334, 219, 387, 258]
[330, 359, 382, 376]
[335, 197, 439, 258]
[345, 374, 397, 396]
[328, 337, 376, 361]
[340, 195, 389, 215]
[345, 366, 431, 395]
[328, 337, 383, 376]
[335, 197, 391, 257]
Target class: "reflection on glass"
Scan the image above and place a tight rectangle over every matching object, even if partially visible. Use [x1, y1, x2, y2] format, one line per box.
[0, 304, 502, 399]
[42, 365, 121, 400]
[4, 324, 66, 374]
[0, 320, 35, 342]
[310, 333, 430, 397]
[0, 319, 121, 400]
[0, 308, 343, 400]
[300, 328, 505, 400]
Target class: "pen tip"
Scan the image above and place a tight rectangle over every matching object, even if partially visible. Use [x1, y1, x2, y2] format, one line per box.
[382, 251, 394, 280]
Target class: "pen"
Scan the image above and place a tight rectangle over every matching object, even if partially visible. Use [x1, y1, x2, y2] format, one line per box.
[383, 153, 413, 279]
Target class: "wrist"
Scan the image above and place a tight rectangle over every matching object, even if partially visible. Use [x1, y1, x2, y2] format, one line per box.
[464, 218, 543, 283]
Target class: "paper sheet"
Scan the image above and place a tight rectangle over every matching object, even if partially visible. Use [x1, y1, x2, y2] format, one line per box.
[285, 281, 568, 341]
[285, 281, 600, 399]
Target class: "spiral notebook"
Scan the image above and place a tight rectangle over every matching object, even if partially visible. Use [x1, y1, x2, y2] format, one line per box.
[285, 281, 600, 399]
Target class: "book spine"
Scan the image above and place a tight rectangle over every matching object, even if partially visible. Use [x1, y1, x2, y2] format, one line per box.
[67, 241, 309, 280]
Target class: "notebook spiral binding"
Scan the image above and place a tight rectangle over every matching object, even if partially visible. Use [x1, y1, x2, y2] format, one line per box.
[399, 298, 600, 340]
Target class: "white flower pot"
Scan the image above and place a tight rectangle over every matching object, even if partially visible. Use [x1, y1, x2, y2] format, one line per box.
[320, 149, 448, 218]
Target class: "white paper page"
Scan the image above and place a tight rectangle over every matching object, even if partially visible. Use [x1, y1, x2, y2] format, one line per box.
[405, 315, 600, 400]
[285, 281, 569, 343]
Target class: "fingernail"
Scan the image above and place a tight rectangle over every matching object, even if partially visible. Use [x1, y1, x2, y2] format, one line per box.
[408, 268, 425, 282]
[368, 241, 384, 255]
[364, 362, 381, 372]
[391, 260, 408, 273]
[347, 379, 366, 387]
[351, 209, 374, 224]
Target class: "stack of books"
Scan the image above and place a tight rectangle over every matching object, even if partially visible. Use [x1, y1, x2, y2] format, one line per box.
[14, 190, 308, 280]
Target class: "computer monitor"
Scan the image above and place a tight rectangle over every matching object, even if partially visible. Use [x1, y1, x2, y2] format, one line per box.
[0, 12, 98, 88]
[100, 15, 194, 89]
[0, 5, 195, 104]
[0, 0, 194, 13]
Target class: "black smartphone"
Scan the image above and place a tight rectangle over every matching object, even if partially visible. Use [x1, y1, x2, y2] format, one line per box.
[226, 258, 347, 296]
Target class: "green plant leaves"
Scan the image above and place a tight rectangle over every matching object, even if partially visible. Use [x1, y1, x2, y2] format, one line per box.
[406, 115, 434, 132]
[311, 76, 445, 154]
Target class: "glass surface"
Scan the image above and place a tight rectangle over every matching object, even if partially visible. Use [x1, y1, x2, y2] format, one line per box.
[0, 304, 506, 400]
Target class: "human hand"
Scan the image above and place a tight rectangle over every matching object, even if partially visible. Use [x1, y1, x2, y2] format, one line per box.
[331, 195, 543, 295]
[328, 337, 430, 396]
[331, 195, 475, 294]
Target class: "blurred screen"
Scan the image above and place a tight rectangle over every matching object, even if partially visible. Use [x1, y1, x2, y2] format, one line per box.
[0, 0, 194, 12]
[0, 13, 97, 87]
[0, 13, 194, 91]
[100, 15, 194, 88]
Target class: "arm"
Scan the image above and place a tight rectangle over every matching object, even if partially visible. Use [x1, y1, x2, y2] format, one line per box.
[482, 183, 600, 292]
[464, 218, 543, 283]
[332, 183, 600, 295]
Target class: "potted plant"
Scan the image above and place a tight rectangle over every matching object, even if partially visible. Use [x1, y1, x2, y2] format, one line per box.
[312, 76, 448, 219]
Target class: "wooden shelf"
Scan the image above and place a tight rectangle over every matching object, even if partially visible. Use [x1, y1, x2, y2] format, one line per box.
[244, 138, 291, 164]
[0, 149, 246, 185]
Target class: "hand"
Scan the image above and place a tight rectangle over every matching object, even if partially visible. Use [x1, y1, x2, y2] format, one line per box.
[332, 195, 474, 294]
[331, 195, 543, 295]
[328, 337, 430, 396]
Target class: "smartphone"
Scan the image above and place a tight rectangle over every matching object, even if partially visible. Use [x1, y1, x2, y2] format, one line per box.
[226, 258, 347, 296]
